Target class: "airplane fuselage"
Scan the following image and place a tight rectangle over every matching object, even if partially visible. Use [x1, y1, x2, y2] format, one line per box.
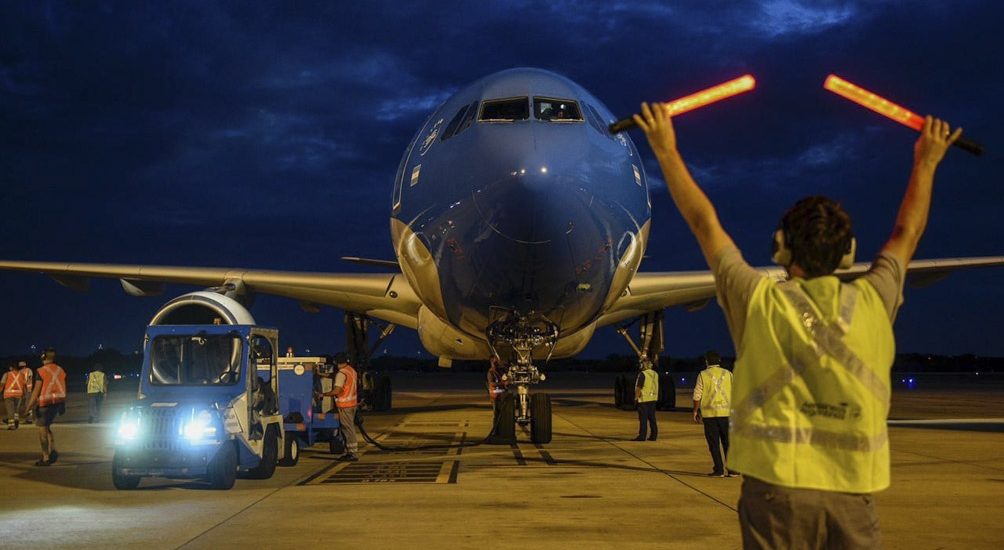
[391, 68, 651, 359]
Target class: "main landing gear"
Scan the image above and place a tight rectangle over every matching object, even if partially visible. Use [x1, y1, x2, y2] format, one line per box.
[345, 312, 395, 412]
[614, 311, 675, 411]
[487, 313, 557, 445]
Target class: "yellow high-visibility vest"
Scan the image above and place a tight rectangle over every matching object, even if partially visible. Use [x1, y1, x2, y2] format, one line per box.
[638, 369, 658, 403]
[698, 366, 732, 418]
[87, 370, 106, 394]
[729, 276, 893, 494]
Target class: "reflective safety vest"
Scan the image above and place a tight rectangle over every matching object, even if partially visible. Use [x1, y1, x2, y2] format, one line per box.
[729, 277, 893, 494]
[637, 369, 659, 403]
[335, 366, 358, 409]
[19, 368, 33, 391]
[698, 366, 732, 418]
[3, 371, 25, 399]
[38, 363, 67, 408]
[87, 371, 107, 394]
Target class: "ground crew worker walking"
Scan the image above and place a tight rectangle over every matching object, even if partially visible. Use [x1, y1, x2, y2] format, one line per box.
[18, 360, 34, 424]
[86, 363, 108, 423]
[3, 363, 26, 429]
[22, 348, 67, 466]
[487, 356, 508, 404]
[318, 352, 359, 462]
[636, 101, 960, 548]
[632, 358, 659, 441]
[692, 351, 734, 477]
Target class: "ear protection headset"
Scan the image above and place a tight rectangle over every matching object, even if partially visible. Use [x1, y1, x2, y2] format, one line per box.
[771, 230, 856, 270]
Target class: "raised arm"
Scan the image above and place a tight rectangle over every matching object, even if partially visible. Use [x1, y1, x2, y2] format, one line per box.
[634, 103, 736, 267]
[882, 116, 961, 265]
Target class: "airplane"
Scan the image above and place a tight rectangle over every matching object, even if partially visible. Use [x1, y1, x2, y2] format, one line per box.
[2, 67, 1003, 444]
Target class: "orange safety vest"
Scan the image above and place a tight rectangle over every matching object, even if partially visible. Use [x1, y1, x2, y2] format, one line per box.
[3, 371, 25, 399]
[37, 363, 67, 408]
[19, 368, 33, 391]
[335, 366, 357, 409]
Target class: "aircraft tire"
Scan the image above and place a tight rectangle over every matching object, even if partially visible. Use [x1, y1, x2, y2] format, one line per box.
[490, 393, 516, 444]
[617, 374, 636, 410]
[380, 374, 393, 411]
[657, 371, 676, 411]
[530, 393, 552, 444]
[111, 452, 141, 490]
[208, 441, 238, 490]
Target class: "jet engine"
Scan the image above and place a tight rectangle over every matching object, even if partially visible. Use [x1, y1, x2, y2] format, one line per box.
[149, 291, 256, 326]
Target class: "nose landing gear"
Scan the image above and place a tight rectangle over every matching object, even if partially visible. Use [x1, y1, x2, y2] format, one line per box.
[487, 313, 558, 445]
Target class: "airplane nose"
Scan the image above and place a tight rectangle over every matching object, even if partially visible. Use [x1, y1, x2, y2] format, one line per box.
[475, 161, 576, 244]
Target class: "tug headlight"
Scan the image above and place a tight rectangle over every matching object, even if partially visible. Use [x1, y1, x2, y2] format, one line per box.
[181, 409, 218, 443]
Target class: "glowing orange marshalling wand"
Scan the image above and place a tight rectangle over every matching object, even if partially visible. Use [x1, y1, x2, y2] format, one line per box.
[824, 74, 983, 156]
[609, 74, 756, 134]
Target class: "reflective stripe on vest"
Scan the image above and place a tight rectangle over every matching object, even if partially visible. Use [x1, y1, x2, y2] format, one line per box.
[699, 366, 732, 417]
[335, 366, 358, 408]
[20, 368, 33, 391]
[38, 364, 67, 407]
[87, 371, 106, 394]
[729, 277, 893, 494]
[3, 371, 25, 398]
[638, 369, 658, 403]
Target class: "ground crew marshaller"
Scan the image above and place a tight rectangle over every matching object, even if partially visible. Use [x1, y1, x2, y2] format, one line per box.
[636, 101, 961, 548]
[3, 363, 26, 429]
[23, 348, 67, 466]
[692, 351, 734, 477]
[86, 363, 108, 423]
[318, 352, 359, 462]
[632, 358, 659, 441]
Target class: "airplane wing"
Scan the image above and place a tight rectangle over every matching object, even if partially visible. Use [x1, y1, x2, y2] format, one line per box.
[0, 261, 422, 329]
[596, 256, 1004, 328]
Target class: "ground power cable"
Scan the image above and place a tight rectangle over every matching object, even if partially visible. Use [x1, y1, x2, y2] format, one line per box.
[354, 398, 509, 452]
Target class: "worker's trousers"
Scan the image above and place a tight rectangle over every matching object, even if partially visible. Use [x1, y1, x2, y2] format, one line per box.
[87, 392, 104, 422]
[4, 397, 19, 425]
[702, 416, 729, 474]
[739, 476, 881, 549]
[636, 401, 657, 439]
[337, 406, 359, 454]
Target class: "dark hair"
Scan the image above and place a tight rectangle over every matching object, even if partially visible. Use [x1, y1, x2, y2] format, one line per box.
[704, 351, 721, 367]
[780, 196, 853, 278]
[333, 352, 350, 365]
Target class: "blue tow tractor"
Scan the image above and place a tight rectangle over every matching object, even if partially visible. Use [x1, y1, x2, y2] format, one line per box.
[111, 291, 345, 490]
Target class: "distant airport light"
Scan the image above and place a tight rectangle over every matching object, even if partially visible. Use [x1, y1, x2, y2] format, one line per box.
[609, 74, 756, 134]
[823, 74, 984, 156]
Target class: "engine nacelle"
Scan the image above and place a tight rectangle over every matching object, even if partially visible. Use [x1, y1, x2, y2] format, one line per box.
[149, 291, 256, 326]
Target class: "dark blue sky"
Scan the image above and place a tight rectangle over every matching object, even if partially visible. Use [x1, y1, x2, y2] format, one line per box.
[1, 1, 1002, 360]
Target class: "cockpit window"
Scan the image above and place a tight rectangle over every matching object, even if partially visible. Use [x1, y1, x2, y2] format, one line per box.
[534, 98, 583, 122]
[583, 103, 611, 135]
[441, 101, 480, 141]
[479, 97, 529, 122]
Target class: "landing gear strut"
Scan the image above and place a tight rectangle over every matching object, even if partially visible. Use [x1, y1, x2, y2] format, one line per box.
[345, 312, 396, 411]
[487, 313, 558, 444]
[615, 311, 675, 411]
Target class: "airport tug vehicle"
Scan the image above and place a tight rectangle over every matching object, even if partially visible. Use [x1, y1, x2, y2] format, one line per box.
[111, 292, 343, 490]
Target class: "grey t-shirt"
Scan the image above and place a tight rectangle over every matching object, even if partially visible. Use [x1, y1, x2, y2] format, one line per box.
[712, 247, 906, 350]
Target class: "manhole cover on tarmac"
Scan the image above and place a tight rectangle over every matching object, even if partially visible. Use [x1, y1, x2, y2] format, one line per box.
[316, 461, 459, 484]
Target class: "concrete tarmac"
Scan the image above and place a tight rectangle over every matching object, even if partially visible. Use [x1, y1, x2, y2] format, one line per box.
[0, 372, 1002, 549]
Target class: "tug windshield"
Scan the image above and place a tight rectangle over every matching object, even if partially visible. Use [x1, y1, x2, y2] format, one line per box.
[149, 333, 243, 386]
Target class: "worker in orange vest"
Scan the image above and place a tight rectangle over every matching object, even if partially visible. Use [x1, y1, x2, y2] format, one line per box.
[317, 352, 359, 462]
[18, 360, 34, 424]
[2, 363, 26, 429]
[22, 348, 66, 466]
